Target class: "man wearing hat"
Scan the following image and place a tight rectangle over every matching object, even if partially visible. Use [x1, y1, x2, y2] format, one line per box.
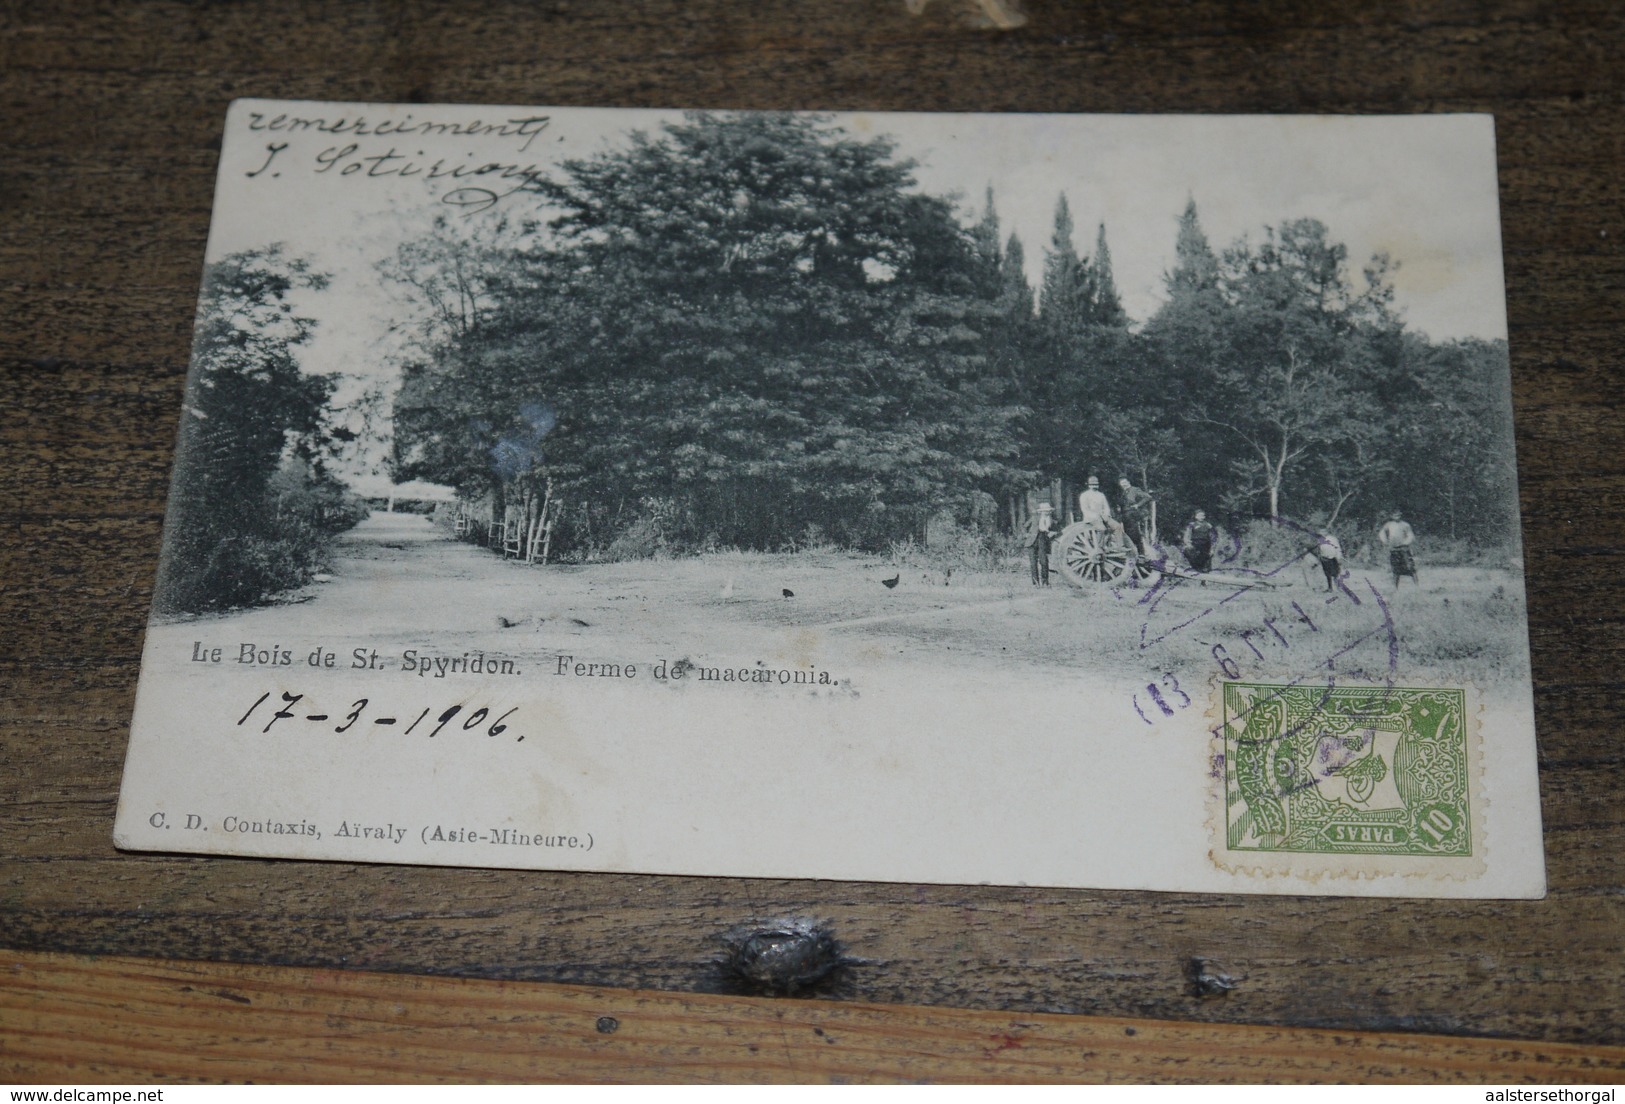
[1077, 475, 1125, 546]
[1077, 475, 1113, 529]
[1023, 502, 1056, 586]
[1378, 511, 1419, 587]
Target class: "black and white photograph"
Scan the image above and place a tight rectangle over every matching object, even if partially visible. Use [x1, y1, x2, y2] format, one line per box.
[114, 101, 1544, 897]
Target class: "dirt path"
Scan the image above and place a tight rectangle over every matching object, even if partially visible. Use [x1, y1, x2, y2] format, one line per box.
[147, 513, 1075, 688]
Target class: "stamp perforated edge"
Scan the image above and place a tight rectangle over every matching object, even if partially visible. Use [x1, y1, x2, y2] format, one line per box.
[1204, 675, 1487, 883]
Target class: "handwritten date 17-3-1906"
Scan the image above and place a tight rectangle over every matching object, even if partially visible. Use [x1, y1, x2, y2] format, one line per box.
[236, 691, 524, 742]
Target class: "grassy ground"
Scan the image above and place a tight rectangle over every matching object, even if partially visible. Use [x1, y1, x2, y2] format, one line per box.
[154, 514, 1532, 699]
[524, 543, 1530, 694]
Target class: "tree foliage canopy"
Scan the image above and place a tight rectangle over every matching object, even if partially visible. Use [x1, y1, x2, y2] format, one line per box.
[387, 114, 1519, 559]
[158, 247, 364, 612]
[394, 112, 1029, 551]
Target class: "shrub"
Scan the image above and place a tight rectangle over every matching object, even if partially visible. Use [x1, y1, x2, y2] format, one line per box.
[893, 519, 1005, 575]
[1234, 516, 1328, 572]
[154, 457, 366, 615]
[1406, 535, 1519, 569]
[158, 531, 320, 614]
[603, 514, 673, 561]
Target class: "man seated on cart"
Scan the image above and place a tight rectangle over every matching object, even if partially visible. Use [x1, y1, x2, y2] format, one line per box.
[1077, 476, 1127, 544]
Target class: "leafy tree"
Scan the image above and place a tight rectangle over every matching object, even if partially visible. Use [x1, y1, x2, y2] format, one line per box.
[387, 156, 1521, 565]
[1091, 406, 1179, 505]
[156, 247, 354, 612]
[1188, 219, 1393, 519]
[1379, 336, 1518, 544]
[392, 112, 1031, 553]
[1205, 341, 1373, 520]
[378, 212, 515, 345]
[1139, 206, 1519, 554]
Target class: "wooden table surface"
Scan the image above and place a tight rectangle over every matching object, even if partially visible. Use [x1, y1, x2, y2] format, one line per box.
[3, 0, 1623, 1082]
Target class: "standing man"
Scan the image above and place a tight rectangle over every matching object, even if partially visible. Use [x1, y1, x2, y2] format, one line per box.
[1117, 477, 1154, 556]
[1181, 509, 1216, 573]
[1024, 502, 1056, 586]
[1379, 511, 1419, 587]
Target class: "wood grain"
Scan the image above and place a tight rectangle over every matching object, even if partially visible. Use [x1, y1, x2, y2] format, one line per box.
[2, 0, 1623, 1056]
[4, 950, 1623, 1084]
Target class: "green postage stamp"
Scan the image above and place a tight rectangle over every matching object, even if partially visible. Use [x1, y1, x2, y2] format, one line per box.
[1218, 682, 1477, 872]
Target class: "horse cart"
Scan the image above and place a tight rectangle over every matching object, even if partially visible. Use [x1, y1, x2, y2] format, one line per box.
[1050, 518, 1277, 592]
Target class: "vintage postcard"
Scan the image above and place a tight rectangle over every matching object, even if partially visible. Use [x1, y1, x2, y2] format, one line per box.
[114, 100, 1545, 897]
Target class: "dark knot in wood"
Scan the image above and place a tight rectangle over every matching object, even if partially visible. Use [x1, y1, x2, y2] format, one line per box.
[1186, 956, 1241, 999]
[719, 918, 853, 997]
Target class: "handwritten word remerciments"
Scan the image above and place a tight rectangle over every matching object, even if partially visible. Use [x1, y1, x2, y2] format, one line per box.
[243, 110, 554, 214]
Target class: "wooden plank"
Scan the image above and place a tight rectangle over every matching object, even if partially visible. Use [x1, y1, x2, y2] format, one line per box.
[3, 950, 1622, 1084]
[2, 857, 1623, 1043]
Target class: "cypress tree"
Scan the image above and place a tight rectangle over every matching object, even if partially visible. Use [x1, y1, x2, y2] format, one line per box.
[1168, 198, 1221, 298]
[970, 186, 1004, 296]
[1089, 222, 1129, 327]
[1039, 193, 1089, 333]
[1000, 231, 1034, 320]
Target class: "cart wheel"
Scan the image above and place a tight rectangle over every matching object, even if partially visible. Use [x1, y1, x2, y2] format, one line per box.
[1056, 523, 1133, 586]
